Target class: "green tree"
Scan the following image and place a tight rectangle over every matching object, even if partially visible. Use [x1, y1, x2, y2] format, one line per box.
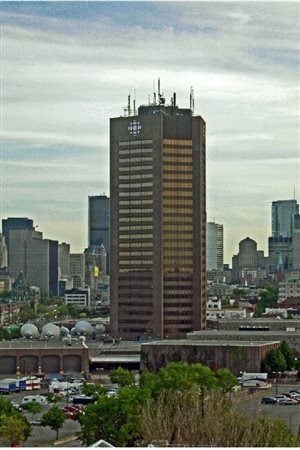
[263, 348, 287, 372]
[0, 414, 31, 447]
[233, 288, 246, 297]
[41, 405, 66, 440]
[109, 367, 135, 387]
[19, 306, 37, 322]
[81, 382, 106, 398]
[254, 284, 278, 316]
[66, 304, 79, 318]
[215, 368, 237, 392]
[56, 304, 69, 318]
[79, 385, 143, 446]
[279, 340, 296, 370]
[24, 400, 42, 417]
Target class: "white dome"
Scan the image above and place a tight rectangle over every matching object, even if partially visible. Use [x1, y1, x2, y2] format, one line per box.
[42, 323, 60, 338]
[21, 323, 39, 338]
[74, 320, 94, 335]
[95, 324, 106, 334]
[60, 326, 70, 337]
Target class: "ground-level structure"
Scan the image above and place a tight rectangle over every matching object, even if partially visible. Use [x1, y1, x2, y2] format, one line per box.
[0, 345, 89, 377]
[140, 340, 279, 375]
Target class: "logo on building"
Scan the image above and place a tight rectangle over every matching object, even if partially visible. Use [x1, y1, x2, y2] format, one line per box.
[128, 120, 142, 136]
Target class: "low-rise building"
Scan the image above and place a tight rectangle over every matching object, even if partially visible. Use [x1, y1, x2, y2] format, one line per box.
[64, 287, 90, 308]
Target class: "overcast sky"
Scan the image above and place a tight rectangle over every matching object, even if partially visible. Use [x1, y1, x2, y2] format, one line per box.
[1, 1, 299, 264]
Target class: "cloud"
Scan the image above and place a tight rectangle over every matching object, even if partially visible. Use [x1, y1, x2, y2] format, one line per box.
[1, 2, 299, 262]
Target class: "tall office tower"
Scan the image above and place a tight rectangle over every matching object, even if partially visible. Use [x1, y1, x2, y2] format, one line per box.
[58, 242, 70, 277]
[206, 222, 223, 271]
[110, 87, 206, 340]
[268, 236, 293, 272]
[0, 234, 8, 268]
[2, 217, 34, 263]
[8, 229, 58, 296]
[272, 200, 299, 238]
[292, 214, 300, 270]
[70, 253, 85, 289]
[88, 195, 110, 272]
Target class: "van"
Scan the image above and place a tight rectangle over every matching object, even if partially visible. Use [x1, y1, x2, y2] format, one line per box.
[22, 395, 48, 406]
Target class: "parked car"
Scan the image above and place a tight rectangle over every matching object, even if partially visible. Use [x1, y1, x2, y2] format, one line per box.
[30, 419, 42, 426]
[278, 398, 298, 405]
[11, 402, 23, 412]
[274, 394, 288, 402]
[261, 397, 278, 404]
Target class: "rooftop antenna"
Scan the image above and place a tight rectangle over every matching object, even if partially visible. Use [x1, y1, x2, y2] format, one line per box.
[128, 94, 131, 116]
[133, 89, 136, 116]
[153, 79, 156, 105]
[190, 86, 194, 114]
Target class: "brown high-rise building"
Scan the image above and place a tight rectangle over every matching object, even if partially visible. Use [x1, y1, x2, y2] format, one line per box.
[110, 90, 206, 340]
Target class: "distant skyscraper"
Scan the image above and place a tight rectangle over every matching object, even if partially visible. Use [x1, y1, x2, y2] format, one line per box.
[110, 87, 206, 340]
[206, 222, 223, 271]
[8, 228, 58, 296]
[58, 242, 70, 277]
[88, 195, 110, 272]
[0, 234, 8, 268]
[2, 217, 34, 264]
[272, 200, 299, 238]
[292, 214, 300, 270]
[70, 253, 85, 289]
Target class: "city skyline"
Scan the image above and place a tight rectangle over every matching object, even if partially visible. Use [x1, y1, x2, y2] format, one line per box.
[1, 1, 299, 263]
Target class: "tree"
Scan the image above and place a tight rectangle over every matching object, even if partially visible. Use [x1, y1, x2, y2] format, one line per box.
[0, 414, 31, 447]
[279, 340, 296, 370]
[24, 400, 42, 417]
[109, 367, 135, 387]
[254, 284, 278, 316]
[41, 405, 66, 440]
[78, 385, 143, 446]
[215, 368, 237, 392]
[233, 288, 246, 297]
[263, 348, 287, 372]
[81, 382, 106, 398]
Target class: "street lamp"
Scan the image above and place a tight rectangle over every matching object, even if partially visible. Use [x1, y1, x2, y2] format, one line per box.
[273, 371, 281, 395]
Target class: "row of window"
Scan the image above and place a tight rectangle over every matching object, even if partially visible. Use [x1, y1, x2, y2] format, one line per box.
[163, 207, 192, 214]
[163, 173, 193, 180]
[119, 216, 153, 222]
[118, 292, 152, 299]
[119, 173, 153, 180]
[119, 234, 153, 239]
[119, 199, 153, 206]
[163, 199, 193, 207]
[119, 182, 153, 189]
[119, 148, 153, 155]
[119, 157, 153, 163]
[119, 225, 153, 231]
[119, 165, 153, 171]
[119, 139, 153, 146]
[119, 260, 153, 265]
[163, 191, 193, 198]
[119, 242, 153, 248]
[163, 182, 192, 189]
[119, 191, 153, 198]
[163, 156, 192, 164]
[119, 208, 153, 214]
[119, 251, 153, 256]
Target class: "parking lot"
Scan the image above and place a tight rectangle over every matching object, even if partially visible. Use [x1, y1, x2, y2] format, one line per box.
[235, 384, 300, 435]
[3, 388, 81, 447]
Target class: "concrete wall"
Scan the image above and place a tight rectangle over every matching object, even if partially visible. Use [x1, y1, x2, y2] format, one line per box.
[140, 341, 279, 375]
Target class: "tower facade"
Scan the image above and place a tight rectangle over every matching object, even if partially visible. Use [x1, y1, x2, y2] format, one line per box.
[88, 195, 110, 271]
[110, 93, 206, 340]
[206, 222, 223, 271]
[272, 200, 299, 238]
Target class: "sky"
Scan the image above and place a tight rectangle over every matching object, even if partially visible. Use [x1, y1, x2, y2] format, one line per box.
[0, 1, 299, 264]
